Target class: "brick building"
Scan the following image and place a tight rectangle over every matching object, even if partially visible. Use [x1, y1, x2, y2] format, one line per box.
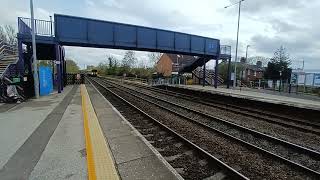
[156, 54, 197, 77]
[242, 61, 265, 81]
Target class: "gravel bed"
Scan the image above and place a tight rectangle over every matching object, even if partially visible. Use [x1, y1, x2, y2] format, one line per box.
[157, 85, 320, 123]
[126, 84, 320, 152]
[106, 84, 317, 179]
[90, 80, 220, 180]
[119, 85, 320, 172]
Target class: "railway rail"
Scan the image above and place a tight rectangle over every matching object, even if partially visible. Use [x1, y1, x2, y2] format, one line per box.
[115, 78, 320, 135]
[87, 77, 249, 180]
[89, 76, 320, 179]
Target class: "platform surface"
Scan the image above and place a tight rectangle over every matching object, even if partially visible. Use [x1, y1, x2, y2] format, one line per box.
[86, 83, 181, 180]
[0, 85, 86, 180]
[174, 85, 320, 111]
[0, 84, 180, 180]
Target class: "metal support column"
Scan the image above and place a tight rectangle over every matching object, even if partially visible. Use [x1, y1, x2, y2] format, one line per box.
[17, 39, 24, 76]
[226, 58, 231, 88]
[214, 59, 218, 88]
[60, 48, 64, 91]
[55, 44, 61, 93]
[63, 60, 67, 87]
[203, 57, 206, 87]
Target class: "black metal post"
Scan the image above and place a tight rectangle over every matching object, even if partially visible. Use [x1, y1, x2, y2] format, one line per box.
[55, 44, 61, 93]
[226, 58, 231, 88]
[203, 57, 206, 87]
[214, 59, 218, 88]
[17, 39, 24, 76]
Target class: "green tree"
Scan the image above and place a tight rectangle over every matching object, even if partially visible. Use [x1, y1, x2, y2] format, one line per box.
[122, 51, 136, 68]
[148, 52, 162, 67]
[0, 26, 7, 42]
[38, 60, 51, 67]
[66, 59, 80, 73]
[0, 25, 17, 46]
[107, 55, 119, 75]
[247, 56, 269, 67]
[264, 46, 291, 81]
[121, 51, 137, 75]
[218, 61, 246, 82]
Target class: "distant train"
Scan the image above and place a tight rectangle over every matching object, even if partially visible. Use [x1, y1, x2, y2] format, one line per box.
[88, 69, 98, 77]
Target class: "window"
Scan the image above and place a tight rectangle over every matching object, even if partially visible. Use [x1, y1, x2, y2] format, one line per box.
[247, 70, 250, 75]
[254, 71, 257, 77]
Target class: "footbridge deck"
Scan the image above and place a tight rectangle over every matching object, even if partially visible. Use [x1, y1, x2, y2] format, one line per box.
[18, 14, 231, 59]
[15, 14, 231, 94]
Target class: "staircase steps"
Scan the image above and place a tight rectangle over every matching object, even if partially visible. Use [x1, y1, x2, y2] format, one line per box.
[0, 40, 18, 78]
[192, 67, 224, 86]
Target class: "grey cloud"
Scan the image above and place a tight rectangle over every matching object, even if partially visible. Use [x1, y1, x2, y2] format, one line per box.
[85, 0, 221, 36]
[226, 0, 305, 14]
[250, 34, 320, 69]
[270, 19, 302, 33]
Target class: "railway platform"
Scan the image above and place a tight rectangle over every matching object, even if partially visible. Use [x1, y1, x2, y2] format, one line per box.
[0, 84, 180, 180]
[173, 85, 320, 111]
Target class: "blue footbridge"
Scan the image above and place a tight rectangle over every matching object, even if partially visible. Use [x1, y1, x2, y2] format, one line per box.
[10, 14, 231, 96]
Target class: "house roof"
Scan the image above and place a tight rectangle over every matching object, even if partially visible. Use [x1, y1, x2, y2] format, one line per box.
[246, 64, 265, 71]
[233, 62, 265, 71]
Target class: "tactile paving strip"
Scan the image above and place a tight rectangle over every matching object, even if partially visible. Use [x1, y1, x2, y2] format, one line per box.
[81, 84, 120, 180]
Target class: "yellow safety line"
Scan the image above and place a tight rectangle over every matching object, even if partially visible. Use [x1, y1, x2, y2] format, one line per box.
[81, 85, 120, 180]
[81, 85, 96, 180]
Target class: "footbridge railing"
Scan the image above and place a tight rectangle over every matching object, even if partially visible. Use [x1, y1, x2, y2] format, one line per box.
[220, 45, 231, 60]
[18, 17, 54, 36]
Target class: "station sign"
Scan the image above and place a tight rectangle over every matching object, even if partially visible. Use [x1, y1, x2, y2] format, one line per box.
[314, 74, 320, 87]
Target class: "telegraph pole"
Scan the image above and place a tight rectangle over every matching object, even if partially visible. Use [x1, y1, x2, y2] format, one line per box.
[225, 0, 245, 88]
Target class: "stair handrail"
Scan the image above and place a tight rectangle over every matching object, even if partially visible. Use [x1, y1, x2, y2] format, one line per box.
[194, 67, 224, 84]
[0, 54, 19, 78]
[0, 40, 17, 58]
[192, 68, 213, 85]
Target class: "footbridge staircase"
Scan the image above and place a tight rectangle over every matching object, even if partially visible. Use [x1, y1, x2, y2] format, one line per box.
[0, 40, 26, 102]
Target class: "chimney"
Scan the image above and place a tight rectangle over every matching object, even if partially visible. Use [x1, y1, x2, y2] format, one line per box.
[256, 61, 262, 68]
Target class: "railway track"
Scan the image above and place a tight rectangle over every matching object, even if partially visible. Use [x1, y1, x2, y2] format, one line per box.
[90, 77, 320, 179]
[116, 78, 320, 135]
[87, 77, 248, 180]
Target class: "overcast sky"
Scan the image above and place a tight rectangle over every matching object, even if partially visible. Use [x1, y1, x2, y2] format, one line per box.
[1, 0, 319, 70]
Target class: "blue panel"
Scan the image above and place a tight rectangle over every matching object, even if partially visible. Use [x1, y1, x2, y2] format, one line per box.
[39, 66, 53, 96]
[191, 36, 205, 54]
[137, 27, 156, 49]
[157, 30, 174, 51]
[54, 14, 221, 58]
[114, 24, 136, 47]
[56, 16, 87, 42]
[175, 33, 190, 52]
[205, 39, 219, 55]
[88, 20, 114, 45]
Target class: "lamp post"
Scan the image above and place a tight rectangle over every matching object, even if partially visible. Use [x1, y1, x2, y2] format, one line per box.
[279, 70, 282, 92]
[225, 0, 245, 88]
[245, 45, 250, 62]
[242, 45, 250, 83]
[30, 0, 39, 98]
